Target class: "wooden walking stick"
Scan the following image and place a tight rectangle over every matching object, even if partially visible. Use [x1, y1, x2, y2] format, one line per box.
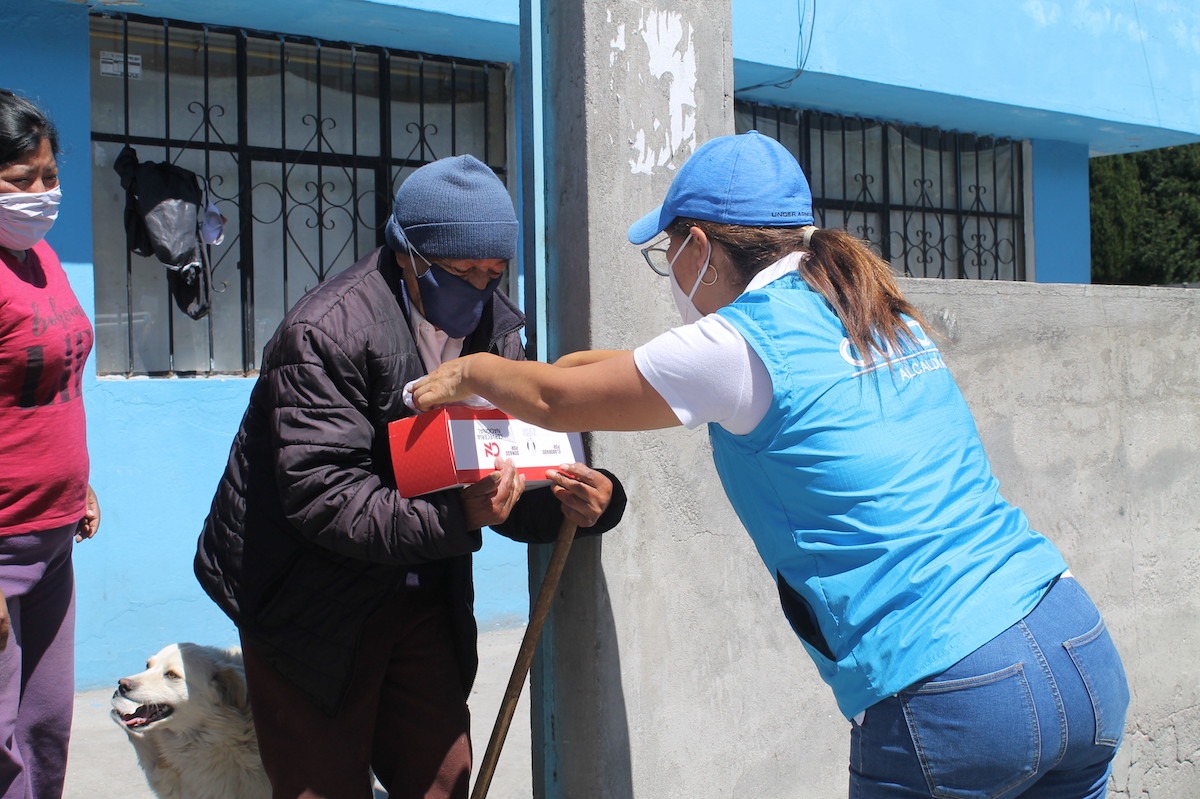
[470, 517, 579, 799]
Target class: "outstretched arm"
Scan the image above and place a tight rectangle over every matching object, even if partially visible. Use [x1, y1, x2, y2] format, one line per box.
[409, 350, 680, 433]
[552, 349, 626, 368]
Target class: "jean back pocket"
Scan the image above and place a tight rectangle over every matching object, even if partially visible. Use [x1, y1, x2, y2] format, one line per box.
[1063, 618, 1130, 747]
[901, 663, 1040, 799]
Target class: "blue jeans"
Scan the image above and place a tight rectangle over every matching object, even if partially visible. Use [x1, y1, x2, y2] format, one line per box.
[849, 576, 1129, 799]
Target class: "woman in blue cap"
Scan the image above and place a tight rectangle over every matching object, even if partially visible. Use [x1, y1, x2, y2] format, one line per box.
[409, 132, 1129, 798]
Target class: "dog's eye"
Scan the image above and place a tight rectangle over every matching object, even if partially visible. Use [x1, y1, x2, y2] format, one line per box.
[164, 670, 182, 680]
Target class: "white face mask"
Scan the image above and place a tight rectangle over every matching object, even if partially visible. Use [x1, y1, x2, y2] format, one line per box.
[0, 186, 61, 251]
[666, 233, 711, 325]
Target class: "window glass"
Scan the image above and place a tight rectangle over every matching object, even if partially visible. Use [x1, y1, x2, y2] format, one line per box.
[735, 101, 1026, 282]
[89, 14, 510, 376]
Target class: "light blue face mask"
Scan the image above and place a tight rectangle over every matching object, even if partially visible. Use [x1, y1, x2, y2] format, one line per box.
[407, 248, 501, 339]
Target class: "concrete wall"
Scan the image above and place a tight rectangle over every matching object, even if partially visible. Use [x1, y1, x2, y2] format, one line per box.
[906, 281, 1200, 799]
[540, 278, 1200, 797]
[528, 7, 1200, 792]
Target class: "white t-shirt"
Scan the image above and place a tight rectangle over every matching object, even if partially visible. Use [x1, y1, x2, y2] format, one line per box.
[399, 279, 465, 370]
[633, 253, 805, 435]
[410, 304, 464, 370]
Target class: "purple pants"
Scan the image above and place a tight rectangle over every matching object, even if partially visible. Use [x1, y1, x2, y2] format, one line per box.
[0, 526, 76, 799]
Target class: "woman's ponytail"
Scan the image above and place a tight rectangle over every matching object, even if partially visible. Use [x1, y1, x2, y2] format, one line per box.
[677, 218, 930, 369]
[800, 227, 929, 367]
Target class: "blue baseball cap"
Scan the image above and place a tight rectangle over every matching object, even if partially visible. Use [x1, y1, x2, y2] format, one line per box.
[627, 130, 814, 245]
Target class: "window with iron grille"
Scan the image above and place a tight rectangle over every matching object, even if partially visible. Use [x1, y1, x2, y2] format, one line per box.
[89, 13, 510, 376]
[735, 101, 1027, 281]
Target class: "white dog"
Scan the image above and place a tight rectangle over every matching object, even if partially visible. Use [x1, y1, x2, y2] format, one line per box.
[111, 643, 270, 799]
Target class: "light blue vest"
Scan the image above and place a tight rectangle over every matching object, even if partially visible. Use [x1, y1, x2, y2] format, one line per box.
[712, 272, 1067, 720]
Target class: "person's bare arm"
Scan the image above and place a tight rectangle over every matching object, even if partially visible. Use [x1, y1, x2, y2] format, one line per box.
[410, 351, 680, 432]
[552, 350, 626, 369]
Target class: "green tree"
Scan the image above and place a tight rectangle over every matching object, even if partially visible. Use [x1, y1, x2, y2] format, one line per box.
[1090, 142, 1200, 285]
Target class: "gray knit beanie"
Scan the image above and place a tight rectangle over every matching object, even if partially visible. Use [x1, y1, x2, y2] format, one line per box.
[385, 154, 518, 260]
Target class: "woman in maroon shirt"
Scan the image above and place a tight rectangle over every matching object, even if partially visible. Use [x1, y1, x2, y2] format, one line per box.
[0, 88, 100, 799]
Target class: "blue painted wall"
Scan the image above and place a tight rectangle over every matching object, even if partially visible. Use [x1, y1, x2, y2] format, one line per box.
[730, 0, 1200, 286]
[86, 0, 522, 63]
[1031, 141, 1093, 284]
[5, 0, 1199, 688]
[5, 1, 92, 263]
[731, 0, 1200, 155]
[3, 0, 531, 689]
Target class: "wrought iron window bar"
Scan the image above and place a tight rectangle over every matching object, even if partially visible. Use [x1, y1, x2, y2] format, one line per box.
[735, 100, 1026, 282]
[90, 11, 508, 376]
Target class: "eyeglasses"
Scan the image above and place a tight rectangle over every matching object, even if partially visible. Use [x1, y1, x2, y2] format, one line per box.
[640, 234, 674, 276]
[409, 245, 506, 282]
[428, 260, 474, 279]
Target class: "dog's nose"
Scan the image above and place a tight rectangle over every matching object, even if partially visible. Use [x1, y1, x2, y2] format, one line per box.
[117, 678, 133, 695]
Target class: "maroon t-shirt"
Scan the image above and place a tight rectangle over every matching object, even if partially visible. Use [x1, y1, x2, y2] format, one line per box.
[0, 239, 93, 534]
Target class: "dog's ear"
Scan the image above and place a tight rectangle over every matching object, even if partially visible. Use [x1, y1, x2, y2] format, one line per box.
[212, 664, 250, 713]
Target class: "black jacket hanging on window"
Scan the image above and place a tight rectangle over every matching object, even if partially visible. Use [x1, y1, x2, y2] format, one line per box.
[113, 145, 211, 320]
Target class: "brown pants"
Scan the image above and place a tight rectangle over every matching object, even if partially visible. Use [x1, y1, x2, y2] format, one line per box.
[241, 589, 471, 799]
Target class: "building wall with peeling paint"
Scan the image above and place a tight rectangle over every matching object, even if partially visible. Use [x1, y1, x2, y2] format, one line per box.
[529, 3, 1200, 797]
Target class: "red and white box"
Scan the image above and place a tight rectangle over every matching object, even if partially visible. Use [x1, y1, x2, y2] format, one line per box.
[388, 407, 586, 497]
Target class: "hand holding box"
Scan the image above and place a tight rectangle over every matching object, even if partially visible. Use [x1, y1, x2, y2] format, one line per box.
[389, 407, 586, 497]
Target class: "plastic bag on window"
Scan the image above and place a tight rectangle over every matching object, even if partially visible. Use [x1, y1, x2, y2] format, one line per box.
[112, 145, 211, 320]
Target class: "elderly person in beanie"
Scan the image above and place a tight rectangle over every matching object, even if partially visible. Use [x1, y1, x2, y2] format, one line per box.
[195, 155, 626, 799]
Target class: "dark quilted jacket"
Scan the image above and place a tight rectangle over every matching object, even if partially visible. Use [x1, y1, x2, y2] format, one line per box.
[194, 246, 626, 713]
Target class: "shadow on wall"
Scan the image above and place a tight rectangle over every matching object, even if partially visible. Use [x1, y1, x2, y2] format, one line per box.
[530, 536, 633, 798]
[593, 549, 633, 797]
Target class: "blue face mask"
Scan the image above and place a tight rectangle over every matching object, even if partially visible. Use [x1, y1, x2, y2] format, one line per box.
[408, 251, 502, 339]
